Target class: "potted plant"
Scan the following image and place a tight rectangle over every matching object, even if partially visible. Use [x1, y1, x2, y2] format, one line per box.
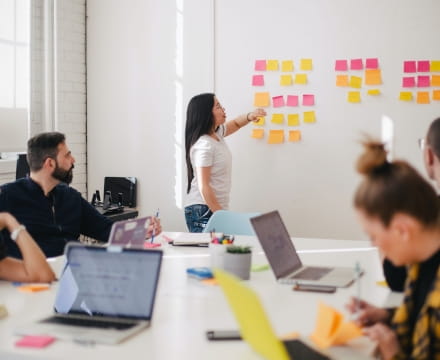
[223, 245, 252, 280]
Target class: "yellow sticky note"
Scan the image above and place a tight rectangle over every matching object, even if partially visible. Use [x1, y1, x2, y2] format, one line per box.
[417, 91, 430, 104]
[364, 69, 382, 85]
[281, 60, 294, 72]
[431, 75, 440, 86]
[431, 60, 440, 72]
[271, 113, 284, 124]
[280, 75, 293, 86]
[347, 91, 361, 103]
[268, 130, 284, 144]
[267, 60, 279, 71]
[433, 90, 440, 101]
[288, 130, 301, 142]
[254, 116, 265, 126]
[349, 76, 362, 89]
[399, 91, 413, 101]
[300, 58, 313, 71]
[331, 321, 363, 346]
[251, 129, 264, 139]
[287, 114, 300, 126]
[367, 89, 381, 95]
[303, 111, 316, 123]
[376, 280, 388, 287]
[254, 92, 270, 107]
[294, 73, 308, 85]
[336, 75, 349, 87]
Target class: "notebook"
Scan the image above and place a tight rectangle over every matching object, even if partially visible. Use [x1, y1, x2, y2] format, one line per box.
[250, 211, 359, 287]
[215, 269, 330, 360]
[15, 243, 163, 345]
[108, 216, 151, 248]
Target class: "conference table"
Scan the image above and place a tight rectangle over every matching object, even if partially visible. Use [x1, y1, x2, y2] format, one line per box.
[0, 233, 403, 359]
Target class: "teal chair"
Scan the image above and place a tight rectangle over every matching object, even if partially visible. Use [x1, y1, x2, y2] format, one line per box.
[203, 210, 260, 236]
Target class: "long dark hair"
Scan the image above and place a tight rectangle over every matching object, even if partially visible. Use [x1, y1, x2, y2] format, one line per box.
[185, 93, 215, 193]
[427, 117, 440, 158]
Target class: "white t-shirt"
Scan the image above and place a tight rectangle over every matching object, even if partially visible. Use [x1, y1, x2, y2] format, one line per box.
[185, 124, 232, 209]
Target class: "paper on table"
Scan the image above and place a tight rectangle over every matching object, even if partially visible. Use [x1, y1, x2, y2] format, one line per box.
[164, 232, 211, 246]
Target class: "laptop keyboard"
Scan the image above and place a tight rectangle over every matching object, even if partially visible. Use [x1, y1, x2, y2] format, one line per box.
[290, 266, 332, 280]
[41, 316, 137, 330]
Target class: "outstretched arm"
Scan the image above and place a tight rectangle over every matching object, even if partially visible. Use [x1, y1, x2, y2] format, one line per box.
[225, 109, 267, 136]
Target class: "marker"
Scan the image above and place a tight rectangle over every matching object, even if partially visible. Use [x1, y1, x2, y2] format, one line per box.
[151, 209, 160, 244]
[355, 261, 361, 318]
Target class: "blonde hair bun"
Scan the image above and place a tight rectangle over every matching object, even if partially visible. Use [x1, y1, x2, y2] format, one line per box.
[356, 138, 388, 175]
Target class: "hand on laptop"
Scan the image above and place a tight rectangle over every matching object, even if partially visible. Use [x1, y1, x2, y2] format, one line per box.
[146, 216, 162, 239]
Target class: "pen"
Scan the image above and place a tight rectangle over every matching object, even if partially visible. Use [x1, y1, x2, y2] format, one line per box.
[355, 261, 361, 318]
[151, 208, 160, 244]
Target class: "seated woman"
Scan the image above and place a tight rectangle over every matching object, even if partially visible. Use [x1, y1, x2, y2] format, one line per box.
[347, 139, 440, 360]
[0, 212, 55, 282]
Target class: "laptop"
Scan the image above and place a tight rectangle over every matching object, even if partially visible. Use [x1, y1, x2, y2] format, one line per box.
[108, 216, 151, 248]
[250, 211, 358, 287]
[16, 243, 163, 345]
[215, 269, 330, 360]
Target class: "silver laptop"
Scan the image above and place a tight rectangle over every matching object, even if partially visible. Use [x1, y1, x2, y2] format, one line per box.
[250, 211, 358, 287]
[16, 243, 163, 344]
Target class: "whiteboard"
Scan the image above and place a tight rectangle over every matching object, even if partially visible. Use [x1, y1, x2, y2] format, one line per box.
[214, 0, 440, 240]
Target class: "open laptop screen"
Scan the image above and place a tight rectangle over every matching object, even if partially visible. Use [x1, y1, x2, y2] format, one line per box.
[54, 244, 162, 320]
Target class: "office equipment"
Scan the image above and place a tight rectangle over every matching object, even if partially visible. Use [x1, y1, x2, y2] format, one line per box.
[108, 217, 150, 248]
[203, 210, 260, 236]
[104, 177, 137, 208]
[15, 243, 163, 345]
[251, 211, 358, 287]
[15, 153, 30, 179]
[206, 330, 241, 340]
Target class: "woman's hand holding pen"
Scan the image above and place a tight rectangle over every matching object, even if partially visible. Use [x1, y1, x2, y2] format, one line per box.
[247, 108, 266, 122]
[146, 216, 162, 240]
[345, 297, 390, 326]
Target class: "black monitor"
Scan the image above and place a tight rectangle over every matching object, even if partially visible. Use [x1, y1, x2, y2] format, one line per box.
[16, 153, 30, 179]
[103, 177, 137, 208]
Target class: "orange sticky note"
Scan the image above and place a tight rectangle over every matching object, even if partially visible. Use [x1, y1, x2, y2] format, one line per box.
[288, 130, 301, 142]
[399, 92, 413, 101]
[331, 321, 363, 345]
[364, 69, 382, 85]
[433, 90, 440, 101]
[254, 116, 265, 126]
[303, 111, 316, 123]
[281, 60, 294, 72]
[417, 91, 430, 104]
[18, 284, 50, 293]
[268, 130, 284, 144]
[294, 73, 308, 85]
[251, 128, 264, 139]
[271, 113, 284, 124]
[254, 92, 270, 107]
[336, 75, 349, 87]
[267, 60, 279, 71]
[280, 75, 293, 86]
[287, 114, 300, 126]
[431, 75, 440, 86]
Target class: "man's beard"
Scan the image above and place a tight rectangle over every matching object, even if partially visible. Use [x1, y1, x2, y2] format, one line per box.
[52, 163, 74, 184]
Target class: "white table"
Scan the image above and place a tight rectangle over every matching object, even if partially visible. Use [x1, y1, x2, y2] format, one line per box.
[0, 235, 402, 359]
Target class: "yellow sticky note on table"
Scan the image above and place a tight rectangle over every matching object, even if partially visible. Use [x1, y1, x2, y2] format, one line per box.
[280, 75, 293, 86]
[364, 69, 382, 85]
[399, 91, 413, 101]
[294, 73, 308, 84]
[287, 114, 300, 126]
[347, 91, 361, 103]
[271, 113, 284, 124]
[254, 116, 265, 126]
[267, 60, 279, 71]
[251, 128, 264, 139]
[18, 284, 50, 293]
[254, 92, 270, 107]
[431, 60, 440, 72]
[417, 91, 430, 104]
[281, 60, 294, 72]
[349, 76, 362, 89]
[431, 75, 440, 86]
[303, 111, 316, 123]
[336, 75, 349, 87]
[367, 89, 381, 95]
[433, 90, 440, 101]
[300, 58, 313, 71]
[288, 130, 301, 142]
[268, 130, 284, 144]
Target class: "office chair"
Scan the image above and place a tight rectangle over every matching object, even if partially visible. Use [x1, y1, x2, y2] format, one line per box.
[16, 153, 30, 179]
[203, 210, 261, 236]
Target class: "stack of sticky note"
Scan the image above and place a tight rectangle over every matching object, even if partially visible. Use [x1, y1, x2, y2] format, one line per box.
[310, 302, 362, 348]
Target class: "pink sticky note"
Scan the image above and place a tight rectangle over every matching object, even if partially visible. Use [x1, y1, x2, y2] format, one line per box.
[252, 75, 264, 86]
[302, 94, 315, 106]
[335, 59, 348, 71]
[15, 335, 55, 348]
[272, 96, 285, 108]
[350, 59, 363, 70]
[417, 75, 431, 87]
[366, 58, 379, 69]
[417, 60, 430, 72]
[402, 77, 416, 88]
[404, 61, 416, 73]
[255, 60, 266, 71]
[286, 95, 299, 107]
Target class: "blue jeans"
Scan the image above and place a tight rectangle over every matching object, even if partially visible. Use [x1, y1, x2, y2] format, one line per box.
[184, 204, 212, 233]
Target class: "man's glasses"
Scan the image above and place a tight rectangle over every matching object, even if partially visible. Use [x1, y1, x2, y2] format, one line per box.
[418, 138, 426, 150]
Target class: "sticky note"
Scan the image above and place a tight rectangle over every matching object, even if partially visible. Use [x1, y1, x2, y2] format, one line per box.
[302, 94, 315, 106]
[15, 335, 55, 348]
[303, 111, 316, 123]
[267, 60, 279, 71]
[287, 114, 300, 126]
[271, 113, 284, 124]
[347, 91, 361, 103]
[254, 92, 270, 107]
[399, 91, 413, 101]
[365, 58, 379, 69]
[252, 75, 264, 86]
[367, 89, 380, 95]
[268, 130, 284, 144]
[335, 59, 348, 71]
[432, 75, 440, 86]
[280, 75, 293, 86]
[272, 95, 285, 107]
[254, 116, 265, 126]
[254, 60, 266, 71]
[294, 73, 308, 85]
[402, 77, 416, 88]
[336, 75, 349, 87]
[281, 60, 294, 72]
[349, 76, 362, 89]
[404, 60, 416, 73]
[417, 60, 430, 72]
[417, 91, 430, 104]
[433, 90, 440, 100]
[300, 58, 313, 71]
[18, 284, 50, 293]
[350, 58, 363, 70]
[251, 128, 264, 139]
[417, 75, 431, 87]
[288, 130, 301, 142]
[364, 69, 382, 85]
[431, 61, 440, 72]
[286, 95, 299, 107]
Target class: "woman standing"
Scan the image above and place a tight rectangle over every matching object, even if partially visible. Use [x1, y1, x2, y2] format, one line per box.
[184, 93, 266, 232]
